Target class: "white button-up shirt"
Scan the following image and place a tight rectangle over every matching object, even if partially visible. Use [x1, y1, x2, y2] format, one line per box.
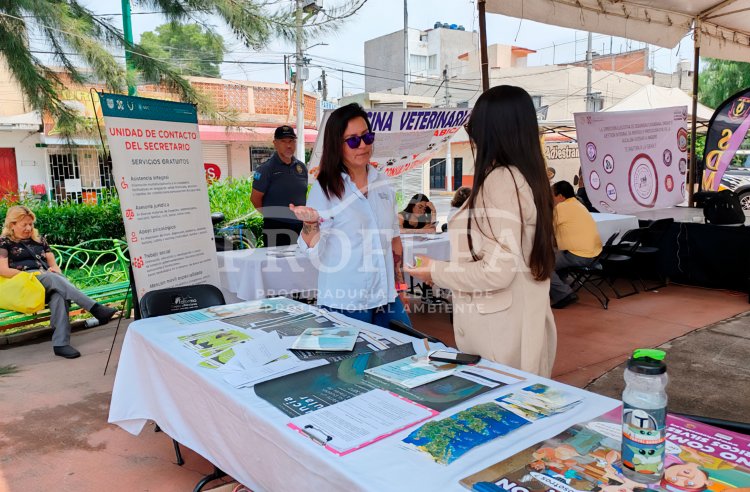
[298, 166, 400, 310]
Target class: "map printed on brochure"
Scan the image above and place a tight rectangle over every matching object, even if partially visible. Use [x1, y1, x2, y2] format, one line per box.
[290, 327, 360, 351]
[364, 354, 460, 389]
[459, 410, 750, 492]
[402, 384, 583, 465]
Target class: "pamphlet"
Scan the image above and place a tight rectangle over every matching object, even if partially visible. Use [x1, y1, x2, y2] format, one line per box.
[364, 354, 459, 388]
[291, 327, 360, 351]
[458, 410, 750, 492]
[403, 384, 583, 465]
[288, 389, 438, 456]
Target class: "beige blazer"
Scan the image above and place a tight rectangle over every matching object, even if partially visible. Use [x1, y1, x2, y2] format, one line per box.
[431, 166, 557, 377]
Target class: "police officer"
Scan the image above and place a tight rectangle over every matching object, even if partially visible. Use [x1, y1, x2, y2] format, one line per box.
[251, 125, 308, 247]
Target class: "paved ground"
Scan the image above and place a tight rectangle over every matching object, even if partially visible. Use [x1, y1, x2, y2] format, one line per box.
[0, 283, 748, 491]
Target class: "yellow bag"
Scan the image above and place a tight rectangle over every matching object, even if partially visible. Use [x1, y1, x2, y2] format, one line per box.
[0, 271, 46, 314]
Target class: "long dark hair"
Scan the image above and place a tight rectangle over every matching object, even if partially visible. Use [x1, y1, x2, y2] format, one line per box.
[464, 85, 555, 281]
[317, 103, 372, 200]
[403, 193, 430, 214]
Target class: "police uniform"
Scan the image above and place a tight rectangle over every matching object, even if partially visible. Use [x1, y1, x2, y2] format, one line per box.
[253, 132, 308, 247]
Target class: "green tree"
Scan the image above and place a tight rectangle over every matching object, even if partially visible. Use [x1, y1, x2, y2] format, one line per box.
[140, 23, 226, 78]
[0, 1, 364, 135]
[699, 58, 750, 109]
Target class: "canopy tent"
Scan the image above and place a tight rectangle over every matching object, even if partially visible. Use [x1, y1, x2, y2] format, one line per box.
[603, 85, 715, 124]
[478, 0, 750, 205]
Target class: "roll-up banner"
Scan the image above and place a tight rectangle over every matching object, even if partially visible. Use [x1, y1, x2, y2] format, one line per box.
[701, 88, 750, 191]
[574, 107, 688, 214]
[100, 93, 219, 298]
[308, 108, 471, 178]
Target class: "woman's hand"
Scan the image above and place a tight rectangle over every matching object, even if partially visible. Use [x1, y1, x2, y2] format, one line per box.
[48, 265, 62, 274]
[404, 255, 433, 285]
[289, 204, 320, 224]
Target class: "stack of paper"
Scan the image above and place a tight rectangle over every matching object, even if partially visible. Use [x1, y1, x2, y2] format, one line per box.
[364, 354, 459, 388]
[291, 327, 360, 352]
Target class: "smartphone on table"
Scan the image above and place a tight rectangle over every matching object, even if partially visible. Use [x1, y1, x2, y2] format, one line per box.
[428, 350, 481, 365]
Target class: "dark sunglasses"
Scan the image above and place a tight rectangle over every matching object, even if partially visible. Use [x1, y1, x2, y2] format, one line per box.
[344, 132, 375, 149]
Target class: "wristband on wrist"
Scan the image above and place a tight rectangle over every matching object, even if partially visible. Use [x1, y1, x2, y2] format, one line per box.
[396, 282, 409, 292]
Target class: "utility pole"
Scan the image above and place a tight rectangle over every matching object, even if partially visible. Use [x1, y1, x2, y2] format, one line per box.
[321, 70, 328, 101]
[121, 0, 136, 96]
[403, 0, 409, 95]
[444, 64, 453, 192]
[478, 0, 489, 91]
[295, 0, 305, 161]
[586, 31, 594, 112]
[341, 68, 344, 98]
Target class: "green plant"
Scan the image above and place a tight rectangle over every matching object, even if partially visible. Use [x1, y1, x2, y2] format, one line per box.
[207, 177, 263, 246]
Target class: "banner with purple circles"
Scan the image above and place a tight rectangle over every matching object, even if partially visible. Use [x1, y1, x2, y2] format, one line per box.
[574, 107, 688, 214]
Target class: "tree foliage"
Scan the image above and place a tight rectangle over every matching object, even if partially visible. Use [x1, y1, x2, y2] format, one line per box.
[0, 0, 365, 136]
[140, 23, 226, 78]
[699, 58, 750, 109]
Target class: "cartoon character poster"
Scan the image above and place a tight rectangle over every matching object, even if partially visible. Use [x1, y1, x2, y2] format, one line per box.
[574, 108, 688, 214]
[460, 411, 750, 492]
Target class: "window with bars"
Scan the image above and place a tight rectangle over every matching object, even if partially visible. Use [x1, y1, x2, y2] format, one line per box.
[48, 149, 113, 203]
[250, 147, 275, 172]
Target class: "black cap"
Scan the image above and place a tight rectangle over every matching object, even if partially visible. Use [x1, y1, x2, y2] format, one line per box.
[274, 125, 297, 140]
[627, 355, 667, 375]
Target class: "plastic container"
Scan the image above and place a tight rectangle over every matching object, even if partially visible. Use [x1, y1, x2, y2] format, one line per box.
[621, 348, 668, 484]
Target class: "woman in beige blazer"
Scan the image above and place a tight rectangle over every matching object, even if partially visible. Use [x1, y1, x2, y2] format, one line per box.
[405, 85, 557, 377]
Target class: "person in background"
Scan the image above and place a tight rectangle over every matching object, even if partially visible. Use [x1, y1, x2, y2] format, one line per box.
[399, 193, 437, 233]
[549, 180, 602, 309]
[290, 103, 412, 329]
[0, 206, 117, 359]
[251, 125, 308, 247]
[574, 168, 597, 212]
[447, 186, 471, 222]
[405, 85, 557, 377]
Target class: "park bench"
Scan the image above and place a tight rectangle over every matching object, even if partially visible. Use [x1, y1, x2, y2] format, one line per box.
[0, 238, 132, 332]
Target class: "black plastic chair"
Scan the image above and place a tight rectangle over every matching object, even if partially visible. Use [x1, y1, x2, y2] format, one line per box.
[138, 284, 226, 469]
[562, 233, 621, 309]
[616, 219, 674, 291]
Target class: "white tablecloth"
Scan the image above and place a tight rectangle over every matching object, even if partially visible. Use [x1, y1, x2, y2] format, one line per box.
[592, 213, 639, 244]
[218, 234, 452, 302]
[109, 301, 619, 492]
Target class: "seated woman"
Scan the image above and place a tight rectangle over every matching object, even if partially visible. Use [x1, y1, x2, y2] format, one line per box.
[399, 193, 437, 233]
[0, 206, 117, 359]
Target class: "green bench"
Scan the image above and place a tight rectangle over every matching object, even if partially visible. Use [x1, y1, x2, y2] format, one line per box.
[0, 238, 133, 332]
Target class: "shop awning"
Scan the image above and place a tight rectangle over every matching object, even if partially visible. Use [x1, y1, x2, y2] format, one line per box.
[199, 125, 318, 144]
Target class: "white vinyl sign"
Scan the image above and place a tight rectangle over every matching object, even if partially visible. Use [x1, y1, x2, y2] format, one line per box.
[308, 107, 471, 178]
[101, 93, 219, 298]
[574, 107, 688, 213]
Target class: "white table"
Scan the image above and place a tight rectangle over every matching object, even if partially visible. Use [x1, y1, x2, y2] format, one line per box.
[592, 213, 639, 244]
[109, 300, 619, 492]
[218, 234, 452, 302]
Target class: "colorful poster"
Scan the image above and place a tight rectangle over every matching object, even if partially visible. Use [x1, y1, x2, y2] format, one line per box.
[701, 88, 750, 191]
[574, 107, 688, 213]
[459, 410, 750, 492]
[101, 93, 219, 298]
[308, 107, 471, 178]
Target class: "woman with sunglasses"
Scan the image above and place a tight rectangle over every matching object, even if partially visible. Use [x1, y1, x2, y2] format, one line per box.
[290, 103, 411, 328]
[405, 86, 557, 377]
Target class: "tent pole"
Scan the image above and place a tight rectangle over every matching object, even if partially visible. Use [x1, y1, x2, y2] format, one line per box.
[688, 22, 700, 208]
[478, 0, 489, 91]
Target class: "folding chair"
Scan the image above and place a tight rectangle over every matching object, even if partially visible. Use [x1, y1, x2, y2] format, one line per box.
[138, 285, 225, 469]
[615, 219, 674, 291]
[562, 233, 620, 309]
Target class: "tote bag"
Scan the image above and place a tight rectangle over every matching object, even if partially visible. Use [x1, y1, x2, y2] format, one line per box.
[0, 271, 46, 314]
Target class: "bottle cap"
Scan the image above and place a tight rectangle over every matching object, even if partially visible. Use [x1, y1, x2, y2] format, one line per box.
[628, 348, 667, 375]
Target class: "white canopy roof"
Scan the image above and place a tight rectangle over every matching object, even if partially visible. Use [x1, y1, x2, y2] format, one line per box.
[603, 85, 715, 122]
[485, 0, 750, 62]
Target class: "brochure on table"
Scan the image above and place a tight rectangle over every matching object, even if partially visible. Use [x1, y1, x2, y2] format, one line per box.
[459, 408, 750, 492]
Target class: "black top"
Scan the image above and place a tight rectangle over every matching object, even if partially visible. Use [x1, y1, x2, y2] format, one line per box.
[253, 152, 308, 223]
[0, 236, 51, 271]
[400, 212, 432, 229]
